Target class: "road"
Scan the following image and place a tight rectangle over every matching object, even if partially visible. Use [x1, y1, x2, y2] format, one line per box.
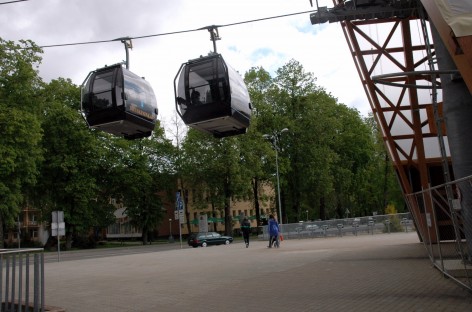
[43, 241, 190, 263]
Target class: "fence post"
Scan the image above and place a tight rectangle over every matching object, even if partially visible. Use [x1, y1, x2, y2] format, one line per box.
[337, 224, 343, 237]
[368, 221, 374, 235]
[6, 257, 10, 311]
[401, 218, 408, 232]
[34, 253, 39, 312]
[352, 222, 359, 236]
[0, 255, 2, 310]
[385, 219, 391, 234]
[322, 225, 328, 237]
[19, 253, 23, 312]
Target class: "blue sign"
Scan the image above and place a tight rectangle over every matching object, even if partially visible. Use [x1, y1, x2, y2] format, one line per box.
[176, 191, 183, 211]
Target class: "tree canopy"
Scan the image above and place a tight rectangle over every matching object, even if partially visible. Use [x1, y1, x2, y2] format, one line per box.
[0, 37, 403, 247]
[0, 39, 44, 246]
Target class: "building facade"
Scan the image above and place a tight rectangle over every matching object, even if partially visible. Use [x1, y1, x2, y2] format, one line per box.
[107, 183, 278, 240]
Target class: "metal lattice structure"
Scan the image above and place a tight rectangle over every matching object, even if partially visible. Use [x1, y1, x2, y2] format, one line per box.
[310, 0, 471, 244]
[311, 0, 472, 289]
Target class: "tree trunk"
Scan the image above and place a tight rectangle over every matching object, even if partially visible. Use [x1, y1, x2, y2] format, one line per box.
[142, 227, 148, 245]
[252, 178, 261, 234]
[319, 197, 326, 220]
[211, 202, 217, 232]
[224, 176, 232, 236]
[65, 229, 73, 250]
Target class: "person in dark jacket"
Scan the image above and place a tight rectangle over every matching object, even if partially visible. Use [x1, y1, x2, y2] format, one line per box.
[241, 217, 251, 248]
[268, 214, 279, 248]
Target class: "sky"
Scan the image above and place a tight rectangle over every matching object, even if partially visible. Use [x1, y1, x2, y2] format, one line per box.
[1, 0, 369, 135]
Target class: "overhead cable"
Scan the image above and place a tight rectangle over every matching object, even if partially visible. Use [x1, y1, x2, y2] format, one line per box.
[36, 9, 316, 49]
[0, 0, 29, 5]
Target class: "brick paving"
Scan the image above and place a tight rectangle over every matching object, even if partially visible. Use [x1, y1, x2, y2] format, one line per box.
[44, 232, 472, 311]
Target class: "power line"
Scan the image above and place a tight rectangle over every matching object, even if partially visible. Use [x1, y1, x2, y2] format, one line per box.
[36, 9, 316, 49]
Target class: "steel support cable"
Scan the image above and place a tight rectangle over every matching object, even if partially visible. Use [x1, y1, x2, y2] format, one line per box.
[17, 9, 316, 50]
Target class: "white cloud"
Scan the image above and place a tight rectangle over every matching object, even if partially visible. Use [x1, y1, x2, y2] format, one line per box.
[1, 0, 371, 134]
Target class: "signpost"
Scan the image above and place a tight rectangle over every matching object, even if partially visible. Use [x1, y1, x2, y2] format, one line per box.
[52, 211, 65, 261]
[175, 191, 186, 248]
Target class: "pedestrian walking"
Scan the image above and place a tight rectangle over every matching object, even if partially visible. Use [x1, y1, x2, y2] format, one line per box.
[268, 214, 280, 248]
[241, 217, 251, 248]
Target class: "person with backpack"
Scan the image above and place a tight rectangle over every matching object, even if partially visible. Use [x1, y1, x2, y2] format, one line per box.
[268, 214, 280, 248]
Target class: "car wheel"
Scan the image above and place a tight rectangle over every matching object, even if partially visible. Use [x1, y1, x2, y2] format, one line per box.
[202, 242, 208, 247]
[225, 240, 230, 245]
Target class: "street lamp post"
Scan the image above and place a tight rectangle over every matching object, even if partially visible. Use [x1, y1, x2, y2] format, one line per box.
[263, 128, 288, 225]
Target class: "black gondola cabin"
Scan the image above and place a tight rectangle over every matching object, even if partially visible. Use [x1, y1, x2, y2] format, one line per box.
[174, 54, 251, 138]
[81, 64, 158, 140]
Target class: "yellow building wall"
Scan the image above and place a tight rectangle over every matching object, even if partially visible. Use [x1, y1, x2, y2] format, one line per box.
[175, 183, 278, 236]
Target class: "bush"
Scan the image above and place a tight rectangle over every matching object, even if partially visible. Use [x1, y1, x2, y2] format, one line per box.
[383, 215, 403, 233]
[72, 235, 97, 249]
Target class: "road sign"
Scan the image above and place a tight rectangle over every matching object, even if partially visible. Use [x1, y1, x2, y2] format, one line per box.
[176, 191, 184, 211]
[51, 211, 65, 236]
[51, 222, 65, 236]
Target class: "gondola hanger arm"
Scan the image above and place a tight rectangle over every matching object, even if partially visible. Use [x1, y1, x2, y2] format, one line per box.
[198, 25, 221, 54]
[114, 36, 133, 69]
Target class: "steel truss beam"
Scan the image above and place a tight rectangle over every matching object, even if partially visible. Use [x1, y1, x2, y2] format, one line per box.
[338, 16, 449, 242]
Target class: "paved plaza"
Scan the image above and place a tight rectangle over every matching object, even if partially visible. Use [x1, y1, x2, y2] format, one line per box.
[43, 232, 472, 311]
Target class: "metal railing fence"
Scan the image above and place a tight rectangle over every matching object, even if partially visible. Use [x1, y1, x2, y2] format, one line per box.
[405, 175, 472, 291]
[1, 248, 44, 312]
[260, 212, 413, 240]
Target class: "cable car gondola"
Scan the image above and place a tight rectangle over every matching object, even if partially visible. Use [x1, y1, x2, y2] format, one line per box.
[174, 27, 251, 138]
[81, 63, 158, 140]
[174, 53, 251, 138]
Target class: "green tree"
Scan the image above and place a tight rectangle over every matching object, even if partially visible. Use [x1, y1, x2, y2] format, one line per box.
[243, 67, 278, 231]
[165, 111, 192, 234]
[111, 126, 175, 245]
[254, 59, 381, 222]
[181, 128, 253, 236]
[0, 38, 44, 247]
[328, 104, 373, 218]
[37, 78, 114, 249]
[267, 59, 335, 222]
[358, 114, 404, 215]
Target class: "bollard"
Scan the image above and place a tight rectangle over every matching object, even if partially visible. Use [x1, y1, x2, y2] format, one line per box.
[322, 225, 328, 237]
[352, 222, 359, 236]
[385, 219, 391, 234]
[368, 221, 375, 235]
[401, 218, 409, 232]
